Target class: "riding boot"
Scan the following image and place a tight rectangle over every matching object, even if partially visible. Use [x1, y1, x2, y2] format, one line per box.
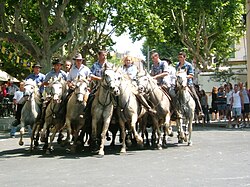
[189, 86, 204, 118]
[136, 94, 156, 114]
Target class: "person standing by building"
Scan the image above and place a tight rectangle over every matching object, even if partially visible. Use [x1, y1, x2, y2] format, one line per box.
[231, 84, 244, 128]
[225, 83, 233, 128]
[239, 82, 250, 127]
[10, 82, 26, 137]
[176, 51, 204, 117]
[200, 89, 210, 124]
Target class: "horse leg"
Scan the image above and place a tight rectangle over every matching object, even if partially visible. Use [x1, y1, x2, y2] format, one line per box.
[46, 127, 57, 154]
[188, 114, 194, 146]
[30, 122, 39, 151]
[91, 115, 101, 153]
[19, 121, 25, 146]
[130, 115, 143, 145]
[98, 118, 112, 156]
[119, 121, 126, 153]
[163, 113, 172, 148]
[177, 118, 185, 144]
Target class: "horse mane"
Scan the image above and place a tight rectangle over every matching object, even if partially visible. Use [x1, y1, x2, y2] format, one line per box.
[24, 79, 42, 104]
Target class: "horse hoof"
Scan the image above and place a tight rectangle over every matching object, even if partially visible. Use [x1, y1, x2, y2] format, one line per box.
[178, 139, 184, 144]
[120, 148, 126, 153]
[19, 141, 24, 146]
[188, 141, 192, 146]
[157, 145, 162, 150]
[98, 151, 104, 157]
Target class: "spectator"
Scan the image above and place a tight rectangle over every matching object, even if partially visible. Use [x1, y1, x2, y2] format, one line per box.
[231, 84, 244, 128]
[210, 86, 219, 121]
[200, 89, 210, 124]
[239, 82, 250, 127]
[225, 83, 233, 128]
[217, 86, 227, 121]
[6, 80, 19, 102]
[10, 82, 25, 137]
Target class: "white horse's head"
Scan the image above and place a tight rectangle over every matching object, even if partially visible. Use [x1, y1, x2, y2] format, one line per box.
[137, 71, 154, 94]
[23, 79, 37, 100]
[72, 75, 89, 103]
[102, 66, 120, 96]
[47, 77, 66, 103]
[176, 69, 188, 89]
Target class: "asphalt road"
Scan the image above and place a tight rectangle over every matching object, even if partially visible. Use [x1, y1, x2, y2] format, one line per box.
[0, 126, 250, 187]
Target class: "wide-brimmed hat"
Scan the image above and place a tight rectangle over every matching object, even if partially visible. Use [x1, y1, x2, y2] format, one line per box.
[73, 53, 83, 60]
[52, 58, 63, 65]
[32, 63, 42, 68]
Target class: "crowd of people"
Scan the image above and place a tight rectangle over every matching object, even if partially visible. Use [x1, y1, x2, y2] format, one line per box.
[206, 82, 250, 128]
[2, 50, 249, 137]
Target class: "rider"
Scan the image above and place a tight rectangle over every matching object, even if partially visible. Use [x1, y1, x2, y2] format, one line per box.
[176, 51, 204, 117]
[39, 58, 68, 128]
[150, 52, 169, 86]
[25, 63, 45, 96]
[67, 53, 91, 92]
[121, 55, 156, 114]
[162, 58, 176, 98]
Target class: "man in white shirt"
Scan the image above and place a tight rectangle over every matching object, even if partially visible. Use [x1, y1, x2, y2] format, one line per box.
[231, 84, 244, 128]
[10, 82, 25, 137]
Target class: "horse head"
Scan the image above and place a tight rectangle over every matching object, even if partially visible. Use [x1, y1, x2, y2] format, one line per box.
[137, 71, 153, 94]
[48, 77, 66, 103]
[102, 67, 120, 96]
[23, 79, 37, 100]
[72, 75, 89, 103]
[176, 69, 188, 89]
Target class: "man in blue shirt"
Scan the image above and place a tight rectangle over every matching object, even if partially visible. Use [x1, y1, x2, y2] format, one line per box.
[150, 52, 169, 86]
[25, 63, 45, 95]
[176, 52, 204, 117]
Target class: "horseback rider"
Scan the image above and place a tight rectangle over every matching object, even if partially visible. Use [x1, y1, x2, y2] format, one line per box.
[67, 53, 91, 90]
[176, 51, 204, 117]
[121, 55, 156, 114]
[39, 58, 68, 128]
[150, 52, 169, 86]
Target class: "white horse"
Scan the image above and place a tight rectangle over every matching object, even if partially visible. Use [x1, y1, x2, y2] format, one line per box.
[20, 79, 42, 147]
[175, 70, 196, 146]
[91, 63, 120, 156]
[41, 77, 67, 154]
[137, 73, 172, 149]
[65, 76, 89, 153]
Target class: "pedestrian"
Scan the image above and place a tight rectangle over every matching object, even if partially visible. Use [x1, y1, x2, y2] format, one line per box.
[10, 82, 26, 137]
[176, 51, 204, 118]
[225, 83, 233, 128]
[239, 82, 250, 127]
[150, 52, 168, 86]
[231, 84, 244, 128]
[217, 86, 227, 121]
[200, 89, 210, 124]
[210, 86, 219, 121]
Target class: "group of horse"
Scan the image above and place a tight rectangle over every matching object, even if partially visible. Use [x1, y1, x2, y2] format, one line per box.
[18, 63, 195, 156]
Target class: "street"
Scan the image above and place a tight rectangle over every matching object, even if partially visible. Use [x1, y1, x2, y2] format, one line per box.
[0, 126, 250, 187]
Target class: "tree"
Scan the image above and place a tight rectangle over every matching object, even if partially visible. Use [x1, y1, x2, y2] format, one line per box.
[135, 0, 245, 71]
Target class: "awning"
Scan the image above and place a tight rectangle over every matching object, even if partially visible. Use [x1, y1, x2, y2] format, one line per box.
[0, 69, 20, 82]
